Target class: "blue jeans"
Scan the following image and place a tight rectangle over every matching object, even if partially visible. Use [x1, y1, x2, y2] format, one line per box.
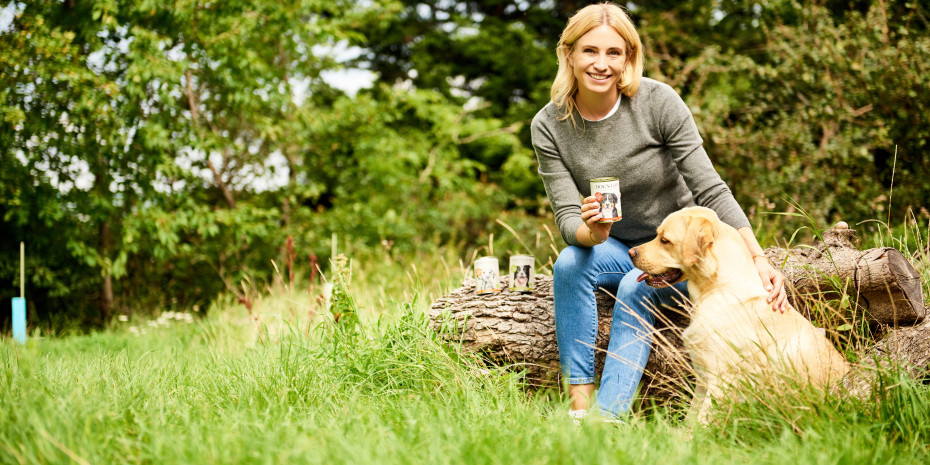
[553, 237, 689, 417]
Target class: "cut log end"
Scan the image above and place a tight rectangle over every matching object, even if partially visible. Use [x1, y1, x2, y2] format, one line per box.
[887, 250, 926, 318]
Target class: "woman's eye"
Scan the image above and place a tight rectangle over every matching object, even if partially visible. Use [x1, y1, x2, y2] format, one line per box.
[609, 50, 623, 56]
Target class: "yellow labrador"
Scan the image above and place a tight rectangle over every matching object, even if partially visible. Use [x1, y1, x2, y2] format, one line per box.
[629, 207, 849, 423]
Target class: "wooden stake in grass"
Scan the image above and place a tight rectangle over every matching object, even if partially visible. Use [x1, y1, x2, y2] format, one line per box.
[323, 233, 337, 312]
[12, 242, 26, 344]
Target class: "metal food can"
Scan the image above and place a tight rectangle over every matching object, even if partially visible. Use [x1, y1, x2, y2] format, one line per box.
[508, 255, 535, 293]
[474, 256, 501, 295]
[589, 177, 622, 223]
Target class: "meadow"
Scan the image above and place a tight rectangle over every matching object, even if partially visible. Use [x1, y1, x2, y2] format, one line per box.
[2, 214, 930, 465]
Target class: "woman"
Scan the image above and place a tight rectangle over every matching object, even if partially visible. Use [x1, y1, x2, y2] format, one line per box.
[530, 2, 787, 420]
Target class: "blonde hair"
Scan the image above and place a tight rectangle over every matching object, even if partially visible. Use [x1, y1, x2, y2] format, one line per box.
[551, 2, 644, 122]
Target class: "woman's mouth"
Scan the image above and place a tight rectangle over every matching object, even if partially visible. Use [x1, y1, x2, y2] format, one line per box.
[636, 269, 683, 288]
[588, 73, 611, 81]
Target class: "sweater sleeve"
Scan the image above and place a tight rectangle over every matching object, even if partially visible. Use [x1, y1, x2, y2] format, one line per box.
[531, 111, 584, 246]
[651, 84, 751, 231]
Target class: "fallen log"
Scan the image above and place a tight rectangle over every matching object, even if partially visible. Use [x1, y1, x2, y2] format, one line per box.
[428, 274, 695, 396]
[764, 224, 925, 325]
[841, 316, 930, 399]
[428, 224, 928, 403]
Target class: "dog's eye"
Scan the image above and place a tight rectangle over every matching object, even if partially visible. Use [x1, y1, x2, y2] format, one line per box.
[660, 237, 670, 245]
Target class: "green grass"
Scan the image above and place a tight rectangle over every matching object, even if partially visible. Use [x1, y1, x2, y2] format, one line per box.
[3, 213, 930, 464]
[3, 300, 929, 464]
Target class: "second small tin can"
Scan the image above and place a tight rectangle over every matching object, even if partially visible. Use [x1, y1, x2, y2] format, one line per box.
[508, 255, 535, 293]
[590, 177, 622, 223]
[474, 256, 501, 295]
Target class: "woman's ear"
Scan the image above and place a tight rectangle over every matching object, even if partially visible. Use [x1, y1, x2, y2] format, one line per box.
[564, 45, 573, 66]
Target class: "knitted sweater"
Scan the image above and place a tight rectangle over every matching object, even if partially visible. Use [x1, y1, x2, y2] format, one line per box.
[531, 77, 750, 247]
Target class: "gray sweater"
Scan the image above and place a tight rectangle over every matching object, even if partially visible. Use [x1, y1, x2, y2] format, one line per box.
[531, 77, 750, 247]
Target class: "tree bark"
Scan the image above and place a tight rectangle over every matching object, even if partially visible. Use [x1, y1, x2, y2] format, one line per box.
[764, 227, 925, 325]
[428, 225, 927, 402]
[99, 219, 114, 324]
[841, 316, 930, 399]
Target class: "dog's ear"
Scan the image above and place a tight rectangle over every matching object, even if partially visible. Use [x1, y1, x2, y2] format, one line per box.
[681, 216, 716, 267]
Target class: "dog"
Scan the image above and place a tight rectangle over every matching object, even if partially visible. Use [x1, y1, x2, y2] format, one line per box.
[513, 265, 531, 288]
[476, 269, 498, 292]
[629, 207, 849, 423]
[600, 193, 620, 219]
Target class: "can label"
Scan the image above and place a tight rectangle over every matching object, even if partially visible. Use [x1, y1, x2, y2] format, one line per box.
[590, 177, 622, 223]
[508, 255, 535, 293]
[474, 256, 501, 295]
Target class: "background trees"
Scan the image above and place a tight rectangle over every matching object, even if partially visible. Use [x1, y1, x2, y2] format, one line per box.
[1, 0, 927, 328]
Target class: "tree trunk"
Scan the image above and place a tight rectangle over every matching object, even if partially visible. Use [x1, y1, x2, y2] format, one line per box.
[99, 219, 114, 324]
[428, 225, 927, 402]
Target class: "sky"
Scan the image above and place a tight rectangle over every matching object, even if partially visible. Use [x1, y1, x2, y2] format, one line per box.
[0, 3, 16, 31]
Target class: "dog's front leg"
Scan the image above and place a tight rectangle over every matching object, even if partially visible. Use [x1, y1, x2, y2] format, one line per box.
[687, 379, 708, 424]
[687, 373, 717, 426]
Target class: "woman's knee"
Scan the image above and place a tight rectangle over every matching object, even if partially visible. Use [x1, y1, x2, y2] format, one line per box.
[616, 276, 687, 316]
[552, 246, 588, 277]
[615, 276, 657, 317]
[616, 275, 645, 300]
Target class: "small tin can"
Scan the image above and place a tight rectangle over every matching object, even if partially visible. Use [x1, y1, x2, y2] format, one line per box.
[508, 255, 535, 293]
[590, 177, 622, 223]
[474, 256, 501, 295]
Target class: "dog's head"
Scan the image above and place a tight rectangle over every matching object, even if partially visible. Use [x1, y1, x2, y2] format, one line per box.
[514, 265, 530, 285]
[601, 193, 617, 212]
[629, 207, 720, 287]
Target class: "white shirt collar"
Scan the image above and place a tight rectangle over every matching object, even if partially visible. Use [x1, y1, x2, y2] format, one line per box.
[581, 94, 622, 122]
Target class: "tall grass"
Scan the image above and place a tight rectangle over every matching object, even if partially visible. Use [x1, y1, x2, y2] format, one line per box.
[2, 211, 929, 464]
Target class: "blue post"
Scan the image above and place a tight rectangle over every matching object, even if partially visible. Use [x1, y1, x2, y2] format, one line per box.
[12, 297, 26, 344]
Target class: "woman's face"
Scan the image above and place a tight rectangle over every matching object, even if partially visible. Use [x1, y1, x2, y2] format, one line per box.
[568, 24, 627, 99]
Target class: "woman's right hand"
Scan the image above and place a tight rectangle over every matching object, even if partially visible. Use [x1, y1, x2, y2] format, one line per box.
[581, 195, 612, 244]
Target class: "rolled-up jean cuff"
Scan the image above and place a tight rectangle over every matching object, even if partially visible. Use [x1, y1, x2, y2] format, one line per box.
[566, 377, 596, 384]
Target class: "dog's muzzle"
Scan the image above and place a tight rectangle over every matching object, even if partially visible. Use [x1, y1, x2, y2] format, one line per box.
[636, 269, 683, 288]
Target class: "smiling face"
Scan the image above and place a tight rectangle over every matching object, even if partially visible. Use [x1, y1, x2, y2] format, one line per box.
[567, 24, 627, 100]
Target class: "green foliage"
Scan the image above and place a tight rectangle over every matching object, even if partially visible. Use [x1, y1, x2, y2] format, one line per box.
[325, 253, 359, 332]
[0, 0, 511, 325]
[297, 86, 510, 255]
[689, 1, 930, 228]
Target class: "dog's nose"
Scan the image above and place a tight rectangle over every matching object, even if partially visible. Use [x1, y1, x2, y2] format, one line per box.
[628, 248, 637, 258]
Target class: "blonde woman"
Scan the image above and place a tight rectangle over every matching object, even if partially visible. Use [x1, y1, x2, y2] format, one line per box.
[531, 2, 787, 421]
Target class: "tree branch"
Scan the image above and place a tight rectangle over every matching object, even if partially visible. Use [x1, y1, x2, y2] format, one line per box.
[185, 69, 236, 209]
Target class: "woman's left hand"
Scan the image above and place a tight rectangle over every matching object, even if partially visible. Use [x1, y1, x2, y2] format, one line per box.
[754, 257, 788, 313]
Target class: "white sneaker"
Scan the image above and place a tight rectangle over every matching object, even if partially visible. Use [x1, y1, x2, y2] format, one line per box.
[568, 409, 626, 426]
[589, 410, 627, 426]
[568, 409, 587, 426]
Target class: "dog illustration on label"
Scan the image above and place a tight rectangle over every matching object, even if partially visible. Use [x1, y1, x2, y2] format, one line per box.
[599, 192, 619, 219]
[512, 265, 531, 288]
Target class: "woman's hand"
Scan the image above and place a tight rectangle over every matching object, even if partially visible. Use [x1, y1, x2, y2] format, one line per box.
[581, 196, 612, 245]
[754, 257, 788, 313]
